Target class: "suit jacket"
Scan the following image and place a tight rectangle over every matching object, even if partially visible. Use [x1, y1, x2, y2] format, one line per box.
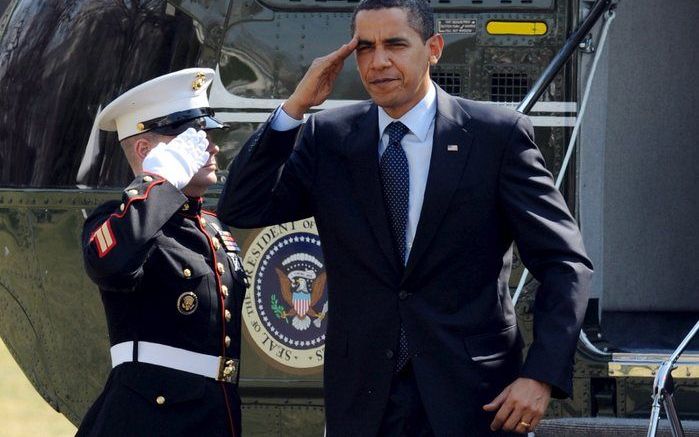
[218, 86, 592, 436]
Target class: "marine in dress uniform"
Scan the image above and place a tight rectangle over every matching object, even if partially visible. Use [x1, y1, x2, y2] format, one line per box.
[77, 69, 247, 437]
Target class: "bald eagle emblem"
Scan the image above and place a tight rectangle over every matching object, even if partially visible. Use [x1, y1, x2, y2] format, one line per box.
[243, 225, 328, 369]
[272, 253, 328, 331]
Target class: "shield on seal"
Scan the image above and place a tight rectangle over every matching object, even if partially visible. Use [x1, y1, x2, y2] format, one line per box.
[293, 292, 311, 318]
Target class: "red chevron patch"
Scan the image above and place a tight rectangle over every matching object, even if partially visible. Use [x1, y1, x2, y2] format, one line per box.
[92, 220, 116, 257]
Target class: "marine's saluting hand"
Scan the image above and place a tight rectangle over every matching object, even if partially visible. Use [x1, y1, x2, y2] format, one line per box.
[283, 37, 359, 120]
[143, 128, 210, 189]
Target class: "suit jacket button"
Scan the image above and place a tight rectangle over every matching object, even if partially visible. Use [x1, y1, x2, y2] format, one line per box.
[155, 396, 165, 405]
[217, 262, 225, 274]
[225, 309, 232, 322]
[385, 349, 394, 359]
[221, 285, 229, 297]
[143, 175, 153, 183]
[398, 290, 409, 300]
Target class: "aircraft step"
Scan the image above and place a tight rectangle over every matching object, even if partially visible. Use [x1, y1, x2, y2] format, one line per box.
[536, 417, 699, 436]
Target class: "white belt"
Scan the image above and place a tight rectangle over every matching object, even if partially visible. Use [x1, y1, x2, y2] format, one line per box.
[110, 341, 239, 383]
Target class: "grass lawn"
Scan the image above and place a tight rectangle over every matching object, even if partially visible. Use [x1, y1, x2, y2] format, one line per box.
[0, 339, 77, 436]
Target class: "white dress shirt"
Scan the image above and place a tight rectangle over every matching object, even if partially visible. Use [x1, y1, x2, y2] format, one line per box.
[271, 83, 437, 262]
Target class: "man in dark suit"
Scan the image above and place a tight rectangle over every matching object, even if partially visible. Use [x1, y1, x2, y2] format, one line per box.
[218, 0, 592, 435]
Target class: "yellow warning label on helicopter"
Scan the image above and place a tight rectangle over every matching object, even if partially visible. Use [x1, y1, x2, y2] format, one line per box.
[486, 21, 548, 36]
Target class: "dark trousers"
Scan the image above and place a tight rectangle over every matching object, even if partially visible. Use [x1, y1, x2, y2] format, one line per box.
[376, 362, 523, 437]
[378, 363, 435, 437]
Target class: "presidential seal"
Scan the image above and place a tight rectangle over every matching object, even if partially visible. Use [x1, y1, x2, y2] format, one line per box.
[242, 219, 327, 371]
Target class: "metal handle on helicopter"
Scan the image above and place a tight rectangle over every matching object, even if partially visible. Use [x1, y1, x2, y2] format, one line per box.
[516, 0, 617, 115]
[647, 319, 699, 437]
[512, 0, 618, 309]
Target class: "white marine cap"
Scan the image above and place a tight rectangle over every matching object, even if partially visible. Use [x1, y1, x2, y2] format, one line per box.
[97, 68, 225, 141]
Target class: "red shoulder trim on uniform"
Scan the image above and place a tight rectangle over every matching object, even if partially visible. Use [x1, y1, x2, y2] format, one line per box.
[111, 178, 166, 220]
[89, 178, 168, 258]
[202, 209, 218, 217]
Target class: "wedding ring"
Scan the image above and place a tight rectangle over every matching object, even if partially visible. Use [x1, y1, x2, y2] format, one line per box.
[519, 420, 531, 429]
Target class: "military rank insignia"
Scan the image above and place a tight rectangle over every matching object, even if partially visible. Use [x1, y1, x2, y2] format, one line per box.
[91, 220, 117, 258]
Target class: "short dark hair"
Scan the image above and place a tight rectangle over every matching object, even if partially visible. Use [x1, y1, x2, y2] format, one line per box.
[350, 0, 435, 42]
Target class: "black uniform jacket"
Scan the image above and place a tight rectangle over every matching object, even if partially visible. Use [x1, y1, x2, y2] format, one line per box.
[218, 86, 593, 436]
[77, 173, 246, 437]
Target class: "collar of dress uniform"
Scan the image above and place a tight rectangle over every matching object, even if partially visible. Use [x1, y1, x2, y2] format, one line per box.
[178, 197, 203, 215]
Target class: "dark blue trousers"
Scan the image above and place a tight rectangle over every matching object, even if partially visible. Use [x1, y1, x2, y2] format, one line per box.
[377, 362, 523, 437]
[378, 363, 435, 437]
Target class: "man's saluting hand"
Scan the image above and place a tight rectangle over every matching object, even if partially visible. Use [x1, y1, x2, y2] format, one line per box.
[283, 37, 358, 120]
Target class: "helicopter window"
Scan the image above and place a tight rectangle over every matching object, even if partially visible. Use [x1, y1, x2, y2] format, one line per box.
[0, 2, 206, 189]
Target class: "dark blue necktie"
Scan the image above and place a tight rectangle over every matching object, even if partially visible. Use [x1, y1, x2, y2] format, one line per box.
[380, 121, 411, 372]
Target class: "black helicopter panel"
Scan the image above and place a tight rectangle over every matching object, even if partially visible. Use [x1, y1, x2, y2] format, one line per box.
[0, 0, 221, 188]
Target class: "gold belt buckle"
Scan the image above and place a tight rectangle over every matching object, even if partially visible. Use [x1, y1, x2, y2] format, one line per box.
[217, 357, 239, 383]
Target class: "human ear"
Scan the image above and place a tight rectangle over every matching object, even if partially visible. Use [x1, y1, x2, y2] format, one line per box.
[427, 33, 445, 65]
[134, 138, 153, 160]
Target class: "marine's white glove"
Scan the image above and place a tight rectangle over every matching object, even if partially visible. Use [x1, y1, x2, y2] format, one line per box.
[142, 128, 210, 189]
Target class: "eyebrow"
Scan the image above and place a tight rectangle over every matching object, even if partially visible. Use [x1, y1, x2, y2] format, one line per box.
[356, 37, 410, 47]
[385, 37, 409, 45]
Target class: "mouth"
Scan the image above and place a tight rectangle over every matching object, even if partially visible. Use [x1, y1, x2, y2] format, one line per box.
[369, 77, 399, 87]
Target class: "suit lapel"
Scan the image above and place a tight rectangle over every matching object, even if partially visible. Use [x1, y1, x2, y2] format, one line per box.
[347, 104, 402, 274]
[402, 88, 474, 282]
